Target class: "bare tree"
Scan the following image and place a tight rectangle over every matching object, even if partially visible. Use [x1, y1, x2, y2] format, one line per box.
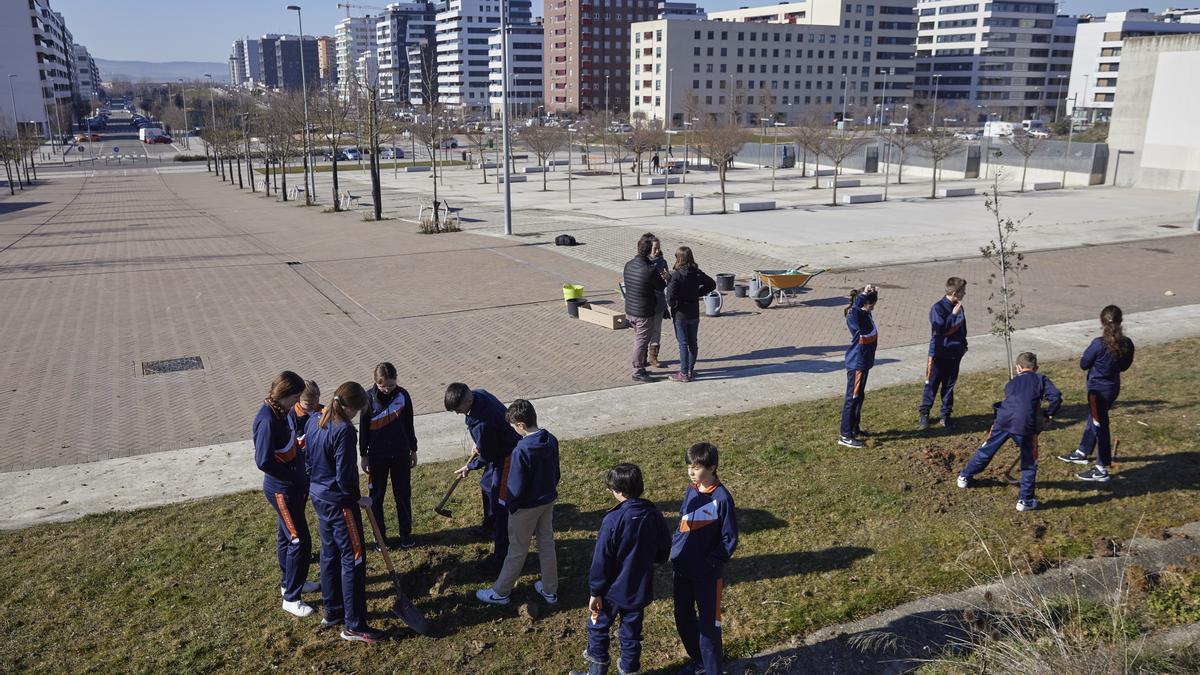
[627, 114, 662, 186]
[980, 170, 1029, 377]
[792, 110, 830, 186]
[822, 128, 870, 206]
[1006, 131, 1046, 193]
[918, 108, 965, 199]
[318, 86, 352, 210]
[889, 124, 917, 184]
[463, 125, 490, 183]
[522, 125, 567, 191]
[696, 121, 751, 213]
[603, 126, 631, 201]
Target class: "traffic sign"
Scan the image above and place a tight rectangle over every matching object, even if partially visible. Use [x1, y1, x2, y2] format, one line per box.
[113, 146, 119, 153]
[77, 146, 85, 153]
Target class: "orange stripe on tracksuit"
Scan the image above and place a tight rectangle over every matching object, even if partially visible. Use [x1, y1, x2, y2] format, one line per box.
[1088, 392, 1101, 426]
[925, 356, 933, 383]
[852, 370, 864, 398]
[715, 578, 724, 627]
[275, 492, 300, 543]
[497, 454, 513, 505]
[341, 506, 364, 564]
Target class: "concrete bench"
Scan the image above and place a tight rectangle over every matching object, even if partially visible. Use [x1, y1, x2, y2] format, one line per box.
[636, 190, 675, 200]
[477, 161, 498, 169]
[405, 166, 431, 173]
[547, 159, 569, 166]
[842, 193, 883, 204]
[733, 200, 776, 212]
[523, 166, 546, 173]
[1033, 181, 1061, 191]
[814, 168, 836, 176]
[650, 176, 681, 185]
[498, 175, 527, 183]
[938, 187, 976, 198]
[511, 153, 529, 160]
[822, 178, 861, 188]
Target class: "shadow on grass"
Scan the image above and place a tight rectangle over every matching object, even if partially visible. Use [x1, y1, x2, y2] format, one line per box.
[1041, 451, 1200, 510]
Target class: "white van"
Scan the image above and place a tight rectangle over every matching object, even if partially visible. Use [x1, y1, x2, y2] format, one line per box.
[983, 121, 1015, 138]
[1021, 119, 1046, 131]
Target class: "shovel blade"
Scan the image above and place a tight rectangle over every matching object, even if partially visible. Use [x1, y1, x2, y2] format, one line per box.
[392, 592, 432, 635]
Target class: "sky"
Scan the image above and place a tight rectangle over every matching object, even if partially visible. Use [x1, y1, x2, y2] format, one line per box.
[51, 0, 1176, 63]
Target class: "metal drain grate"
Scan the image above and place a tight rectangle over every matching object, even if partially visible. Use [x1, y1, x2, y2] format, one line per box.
[142, 356, 204, 375]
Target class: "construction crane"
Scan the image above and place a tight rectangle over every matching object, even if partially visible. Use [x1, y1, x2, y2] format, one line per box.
[336, 2, 385, 18]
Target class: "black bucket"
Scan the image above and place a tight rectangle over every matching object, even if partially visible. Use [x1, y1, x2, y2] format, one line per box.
[733, 284, 748, 298]
[715, 273, 735, 291]
[566, 298, 585, 318]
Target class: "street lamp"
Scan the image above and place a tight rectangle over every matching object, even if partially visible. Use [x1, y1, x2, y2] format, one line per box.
[1053, 74, 1067, 124]
[771, 121, 785, 192]
[204, 73, 218, 175]
[841, 74, 849, 123]
[1061, 92, 1077, 188]
[500, 0, 513, 235]
[179, 78, 190, 149]
[930, 74, 942, 132]
[287, 5, 314, 205]
[681, 119, 695, 184]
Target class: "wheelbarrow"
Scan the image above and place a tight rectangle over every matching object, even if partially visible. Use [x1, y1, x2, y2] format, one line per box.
[752, 267, 827, 308]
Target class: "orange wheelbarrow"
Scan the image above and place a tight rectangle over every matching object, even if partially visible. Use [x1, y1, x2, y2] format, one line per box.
[752, 267, 826, 308]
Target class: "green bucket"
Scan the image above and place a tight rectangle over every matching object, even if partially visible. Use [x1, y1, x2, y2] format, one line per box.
[562, 283, 585, 303]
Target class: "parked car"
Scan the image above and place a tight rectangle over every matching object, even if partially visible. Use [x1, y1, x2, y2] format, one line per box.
[343, 148, 363, 160]
[438, 138, 458, 149]
[1029, 129, 1051, 139]
[149, 135, 173, 144]
[379, 147, 405, 159]
[323, 150, 349, 161]
[76, 133, 102, 142]
[953, 131, 979, 140]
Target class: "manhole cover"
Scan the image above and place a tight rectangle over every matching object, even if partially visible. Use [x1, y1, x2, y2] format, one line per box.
[142, 356, 204, 375]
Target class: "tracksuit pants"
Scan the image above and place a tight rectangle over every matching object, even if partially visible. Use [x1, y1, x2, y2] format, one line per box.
[628, 315, 653, 376]
[480, 463, 496, 529]
[488, 475, 510, 561]
[493, 501, 557, 597]
[961, 427, 1039, 502]
[920, 354, 962, 418]
[673, 571, 724, 675]
[312, 497, 368, 631]
[264, 486, 312, 603]
[840, 368, 870, 438]
[1078, 390, 1117, 467]
[587, 599, 646, 674]
[367, 455, 411, 542]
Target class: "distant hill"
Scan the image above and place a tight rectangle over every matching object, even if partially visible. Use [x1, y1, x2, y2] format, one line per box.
[95, 58, 229, 84]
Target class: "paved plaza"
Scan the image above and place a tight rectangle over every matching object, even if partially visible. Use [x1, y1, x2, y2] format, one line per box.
[0, 165, 1196, 475]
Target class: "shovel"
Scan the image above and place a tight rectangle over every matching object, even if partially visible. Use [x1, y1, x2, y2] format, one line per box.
[434, 475, 464, 518]
[364, 507, 432, 635]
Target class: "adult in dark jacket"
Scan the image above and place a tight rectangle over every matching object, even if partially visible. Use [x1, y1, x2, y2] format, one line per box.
[623, 233, 667, 382]
[647, 236, 669, 369]
[665, 246, 716, 382]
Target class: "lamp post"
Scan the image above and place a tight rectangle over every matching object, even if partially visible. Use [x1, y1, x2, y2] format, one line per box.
[771, 121, 785, 192]
[1053, 74, 1067, 124]
[500, 0, 513, 235]
[930, 74, 942, 132]
[204, 73, 218, 176]
[682, 119, 694, 184]
[287, 5, 314, 205]
[1062, 93, 1077, 188]
[841, 74, 848, 123]
[179, 78, 190, 149]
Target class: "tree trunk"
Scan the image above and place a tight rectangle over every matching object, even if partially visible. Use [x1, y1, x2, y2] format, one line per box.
[4, 163, 13, 194]
[236, 154, 244, 189]
[898, 149, 905, 184]
[281, 160, 288, 202]
[635, 155, 642, 186]
[617, 161, 625, 201]
[542, 160, 548, 191]
[832, 162, 839, 206]
[813, 153, 820, 188]
[930, 159, 938, 198]
[719, 165, 727, 213]
[332, 158, 340, 211]
[1020, 159, 1028, 192]
[264, 160, 270, 196]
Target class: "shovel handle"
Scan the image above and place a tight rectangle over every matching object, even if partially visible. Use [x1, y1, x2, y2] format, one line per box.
[435, 475, 464, 514]
[364, 505, 398, 577]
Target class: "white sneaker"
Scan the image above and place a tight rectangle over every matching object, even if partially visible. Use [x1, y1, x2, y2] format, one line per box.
[1016, 499, 1039, 512]
[534, 579, 558, 605]
[475, 587, 510, 605]
[282, 599, 315, 617]
[280, 581, 320, 596]
[956, 475, 970, 489]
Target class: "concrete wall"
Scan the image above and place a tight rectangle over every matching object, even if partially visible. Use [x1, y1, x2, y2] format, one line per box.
[1107, 34, 1200, 191]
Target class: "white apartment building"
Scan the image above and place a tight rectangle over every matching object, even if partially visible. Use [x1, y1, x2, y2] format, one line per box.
[435, 0, 532, 111]
[229, 40, 247, 87]
[488, 22, 544, 116]
[376, 2, 438, 103]
[0, 0, 78, 137]
[407, 39, 437, 107]
[1067, 9, 1200, 124]
[630, 0, 919, 127]
[73, 44, 100, 102]
[336, 15, 378, 100]
[914, 0, 1076, 123]
[243, 39, 262, 88]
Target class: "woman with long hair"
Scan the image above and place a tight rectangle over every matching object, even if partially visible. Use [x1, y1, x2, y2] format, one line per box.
[1058, 305, 1135, 482]
[664, 245, 716, 382]
[839, 285, 879, 448]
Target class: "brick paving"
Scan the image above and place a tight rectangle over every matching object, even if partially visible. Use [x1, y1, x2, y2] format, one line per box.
[0, 172, 1196, 471]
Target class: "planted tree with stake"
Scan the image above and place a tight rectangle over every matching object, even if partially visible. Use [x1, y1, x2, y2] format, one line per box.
[919, 109, 964, 198]
[463, 125, 490, 183]
[318, 86, 351, 210]
[627, 114, 663, 186]
[1007, 130, 1046, 192]
[792, 110, 830, 185]
[980, 169, 1029, 378]
[822, 126, 870, 206]
[521, 125, 567, 191]
[889, 121, 917, 183]
[604, 126, 631, 200]
[696, 120, 751, 213]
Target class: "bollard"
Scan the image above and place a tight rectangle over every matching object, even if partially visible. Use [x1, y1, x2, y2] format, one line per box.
[683, 194, 694, 215]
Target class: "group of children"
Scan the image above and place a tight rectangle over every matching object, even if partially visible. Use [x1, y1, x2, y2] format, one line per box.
[836, 276, 1135, 512]
[254, 369, 739, 674]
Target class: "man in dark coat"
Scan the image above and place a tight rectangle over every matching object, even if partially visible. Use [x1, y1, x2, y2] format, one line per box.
[623, 233, 666, 382]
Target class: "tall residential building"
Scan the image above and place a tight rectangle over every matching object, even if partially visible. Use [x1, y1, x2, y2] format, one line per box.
[243, 38, 262, 87]
[913, 0, 1076, 123]
[630, 0, 918, 126]
[73, 44, 100, 102]
[660, 1, 707, 20]
[408, 38, 439, 107]
[259, 35, 281, 88]
[544, 0, 661, 115]
[229, 40, 247, 86]
[377, 2, 438, 103]
[276, 35, 320, 90]
[336, 15, 378, 99]
[0, 0, 78, 137]
[1067, 9, 1200, 124]
[488, 22, 544, 116]
[436, 0, 533, 111]
[318, 35, 338, 85]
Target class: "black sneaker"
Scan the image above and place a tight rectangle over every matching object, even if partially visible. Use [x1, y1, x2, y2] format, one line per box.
[837, 436, 864, 449]
[396, 537, 417, 549]
[854, 427, 870, 438]
[918, 413, 929, 430]
[1076, 467, 1111, 482]
[1057, 449, 1090, 465]
[631, 372, 658, 383]
[319, 616, 344, 629]
[341, 626, 387, 643]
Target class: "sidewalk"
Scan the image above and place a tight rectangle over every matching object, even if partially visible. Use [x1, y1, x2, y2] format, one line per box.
[3, 304, 1197, 530]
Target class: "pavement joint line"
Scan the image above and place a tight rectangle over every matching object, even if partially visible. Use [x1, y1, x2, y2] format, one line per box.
[1, 304, 1197, 531]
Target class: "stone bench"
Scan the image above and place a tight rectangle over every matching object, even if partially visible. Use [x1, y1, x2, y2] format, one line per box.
[650, 176, 681, 185]
[510, 153, 529, 160]
[822, 178, 861, 188]
[523, 166, 546, 173]
[733, 200, 776, 212]
[547, 159, 569, 166]
[636, 190, 675, 200]
[842, 193, 883, 204]
[404, 166, 431, 172]
[814, 168, 836, 176]
[938, 187, 976, 198]
[477, 161, 498, 169]
[498, 175, 528, 183]
[1033, 181, 1062, 191]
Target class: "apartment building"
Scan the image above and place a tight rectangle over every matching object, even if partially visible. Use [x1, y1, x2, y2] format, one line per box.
[1067, 9, 1200, 124]
[229, 40, 247, 86]
[913, 0, 1077, 123]
[275, 35, 320, 91]
[629, 0, 918, 126]
[0, 0, 79, 137]
[488, 22, 544, 116]
[73, 44, 100, 102]
[376, 2, 438, 103]
[318, 35, 337, 85]
[436, 0, 533, 111]
[242, 38, 262, 87]
[407, 39, 438, 107]
[336, 15, 377, 99]
[258, 35, 281, 88]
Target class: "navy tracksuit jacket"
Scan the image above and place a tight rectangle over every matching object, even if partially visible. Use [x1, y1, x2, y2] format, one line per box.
[254, 402, 312, 603]
[961, 370, 1063, 502]
[921, 297, 968, 417]
[462, 389, 521, 558]
[586, 498, 671, 673]
[505, 429, 561, 513]
[840, 293, 879, 438]
[1077, 336, 1135, 466]
[359, 386, 417, 541]
[671, 481, 739, 675]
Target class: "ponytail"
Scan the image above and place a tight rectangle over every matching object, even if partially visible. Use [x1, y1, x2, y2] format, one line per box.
[265, 371, 305, 415]
[845, 287, 879, 316]
[319, 381, 368, 429]
[1100, 305, 1129, 359]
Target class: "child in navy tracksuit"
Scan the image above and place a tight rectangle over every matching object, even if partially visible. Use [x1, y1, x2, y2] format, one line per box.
[447, 383, 521, 570]
[359, 362, 418, 548]
[958, 352, 1062, 512]
[254, 371, 318, 617]
[1058, 305, 1135, 482]
[291, 380, 323, 478]
[671, 443, 738, 675]
[476, 399, 561, 606]
[573, 464, 670, 675]
[839, 285, 880, 448]
[307, 381, 386, 644]
[919, 277, 968, 430]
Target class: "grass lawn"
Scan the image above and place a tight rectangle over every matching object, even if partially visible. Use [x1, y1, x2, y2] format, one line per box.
[2, 339, 1197, 673]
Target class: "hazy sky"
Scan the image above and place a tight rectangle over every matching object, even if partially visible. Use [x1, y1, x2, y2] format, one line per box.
[52, 0, 1173, 62]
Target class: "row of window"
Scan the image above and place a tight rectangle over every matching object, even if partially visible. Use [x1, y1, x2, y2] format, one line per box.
[679, 78, 915, 92]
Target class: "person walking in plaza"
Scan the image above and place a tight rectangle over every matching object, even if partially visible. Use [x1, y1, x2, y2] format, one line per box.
[957, 352, 1062, 512]
[254, 371, 318, 618]
[359, 362, 418, 549]
[623, 233, 667, 382]
[919, 277, 969, 430]
[307, 381, 385, 643]
[839, 285, 879, 448]
[647, 235, 670, 369]
[1058, 305, 1135, 482]
[665, 246, 717, 382]
[570, 463, 671, 675]
[476, 399, 561, 606]
[651, 152, 661, 174]
[447, 383, 522, 573]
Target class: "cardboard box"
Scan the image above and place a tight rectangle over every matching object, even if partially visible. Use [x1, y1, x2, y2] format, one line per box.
[577, 303, 628, 330]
